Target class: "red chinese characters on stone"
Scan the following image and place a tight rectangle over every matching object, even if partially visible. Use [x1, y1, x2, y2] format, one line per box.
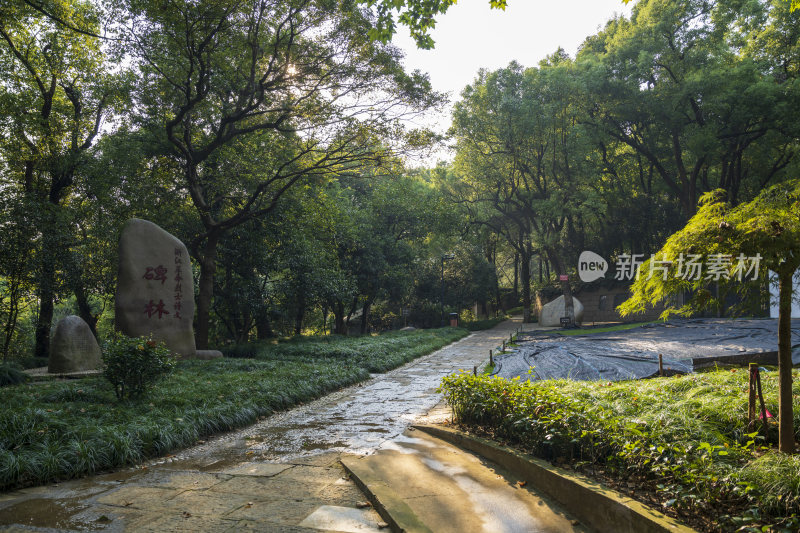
[143, 265, 168, 284]
[174, 248, 183, 319]
[144, 299, 170, 319]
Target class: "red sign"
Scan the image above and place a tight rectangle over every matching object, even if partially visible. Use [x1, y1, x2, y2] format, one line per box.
[559, 274, 569, 281]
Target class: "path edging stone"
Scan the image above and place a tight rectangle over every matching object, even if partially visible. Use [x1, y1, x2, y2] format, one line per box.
[340, 454, 432, 533]
[412, 424, 697, 533]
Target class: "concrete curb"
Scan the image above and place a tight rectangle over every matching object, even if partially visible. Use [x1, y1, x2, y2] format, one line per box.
[340, 454, 433, 533]
[412, 424, 697, 533]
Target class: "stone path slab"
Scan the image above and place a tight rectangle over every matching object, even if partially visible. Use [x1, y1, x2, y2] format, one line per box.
[343, 429, 589, 533]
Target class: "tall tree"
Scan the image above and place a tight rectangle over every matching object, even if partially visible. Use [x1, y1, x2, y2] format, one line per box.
[450, 57, 601, 322]
[579, 0, 799, 217]
[113, 0, 442, 348]
[0, 0, 113, 357]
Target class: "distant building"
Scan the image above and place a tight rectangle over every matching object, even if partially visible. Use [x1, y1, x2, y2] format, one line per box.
[769, 273, 800, 319]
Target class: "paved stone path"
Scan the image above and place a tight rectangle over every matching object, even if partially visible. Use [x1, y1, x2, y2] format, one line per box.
[0, 320, 522, 532]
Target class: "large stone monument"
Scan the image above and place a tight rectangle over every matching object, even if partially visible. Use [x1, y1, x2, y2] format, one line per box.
[539, 295, 584, 327]
[49, 315, 102, 373]
[115, 219, 197, 358]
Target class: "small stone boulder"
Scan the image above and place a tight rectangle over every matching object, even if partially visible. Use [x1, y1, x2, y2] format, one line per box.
[539, 295, 584, 327]
[115, 218, 196, 358]
[195, 350, 223, 360]
[49, 315, 102, 373]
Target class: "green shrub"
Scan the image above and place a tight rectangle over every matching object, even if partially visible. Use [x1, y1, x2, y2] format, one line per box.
[102, 335, 176, 400]
[0, 364, 29, 387]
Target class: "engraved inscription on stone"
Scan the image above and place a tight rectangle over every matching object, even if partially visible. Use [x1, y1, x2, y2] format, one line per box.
[115, 218, 196, 358]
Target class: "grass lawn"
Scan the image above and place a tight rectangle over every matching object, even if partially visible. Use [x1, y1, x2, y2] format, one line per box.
[551, 321, 660, 335]
[0, 327, 468, 491]
[440, 368, 800, 532]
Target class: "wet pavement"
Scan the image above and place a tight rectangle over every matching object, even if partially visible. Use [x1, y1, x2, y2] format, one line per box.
[344, 429, 588, 533]
[494, 318, 800, 382]
[0, 320, 522, 532]
[166, 318, 521, 466]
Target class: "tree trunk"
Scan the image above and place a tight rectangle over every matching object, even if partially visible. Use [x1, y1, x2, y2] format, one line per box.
[255, 311, 274, 339]
[34, 221, 57, 359]
[346, 297, 357, 331]
[520, 246, 532, 323]
[513, 252, 519, 301]
[66, 248, 98, 337]
[294, 287, 306, 336]
[195, 232, 220, 350]
[360, 299, 372, 334]
[549, 251, 575, 323]
[73, 283, 98, 337]
[294, 308, 304, 336]
[2, 289, 21, 362]
[237, 308, 252, 343]
[333, 301, 347, 335]
[777, 269, 795, 453]
[34, 281, 55, 359]
[494, 272, 503, 317]
[538, 256, 543, 283]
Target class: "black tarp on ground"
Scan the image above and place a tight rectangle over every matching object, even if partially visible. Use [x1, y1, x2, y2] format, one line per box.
[493, 318, 800, 382]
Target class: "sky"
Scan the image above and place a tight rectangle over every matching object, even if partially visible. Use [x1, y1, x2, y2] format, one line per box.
[390, 0, 634, 164]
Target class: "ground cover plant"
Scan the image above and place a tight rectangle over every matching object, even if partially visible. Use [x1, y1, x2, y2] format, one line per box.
[550, 321, 659, 336]
[250, 328, 468, 373]
[440, 369, 800, 532]
[463, 316, 508, 331]
[0, 365, 28, 388]
[0, 327, 468, 490]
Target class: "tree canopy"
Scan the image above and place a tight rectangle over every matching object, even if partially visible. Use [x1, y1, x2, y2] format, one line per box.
[0, 0, 798, 365]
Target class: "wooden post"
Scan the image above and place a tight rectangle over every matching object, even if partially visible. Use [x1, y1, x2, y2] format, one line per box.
[502, 340, 506, 352]
[658, 354, 663, 377]
[755, 366, 769, 434]
[748, 363, 758, 430]
[473, 365, 477, 376]
[490, 350, 493, 365]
